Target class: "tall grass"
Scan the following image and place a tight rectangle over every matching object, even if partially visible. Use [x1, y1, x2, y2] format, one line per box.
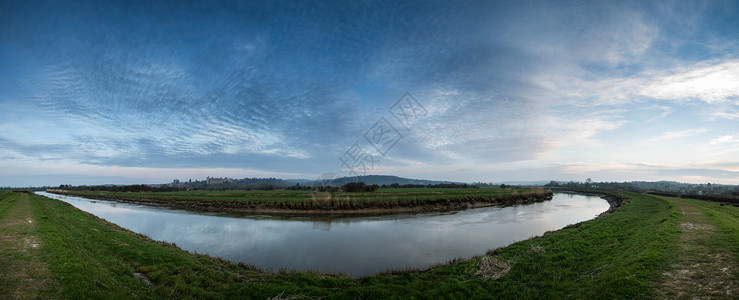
[49, 188, 553, 211]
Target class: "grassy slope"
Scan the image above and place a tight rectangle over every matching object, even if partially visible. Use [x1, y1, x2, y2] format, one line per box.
[30, 192, 308, 299]
[8, 191, 693, 298]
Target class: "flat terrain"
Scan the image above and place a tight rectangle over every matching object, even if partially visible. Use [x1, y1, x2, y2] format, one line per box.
[0, 190, 736, 299]
[48, 187, 552, 212]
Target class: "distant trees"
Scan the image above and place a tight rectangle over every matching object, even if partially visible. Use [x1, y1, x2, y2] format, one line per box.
[341, 182, 379, 193]
[286, 183, 312, 191]
[379, 183, 476, 189]
[60, 184, 176, 192]
[544, 180, 739, 199]
[544, 180, 637, 191]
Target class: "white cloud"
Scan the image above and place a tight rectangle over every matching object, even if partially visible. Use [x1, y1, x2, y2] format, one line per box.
[647, 128, 708, 143]
[710, 135, 737, 145]
[587, 12, 659, 66]
[640, 60, 739, 103]
[0, 159, 307, 182]
[709, 105, 739, 120]
[506, 5, 659, 67]
[640, 105, 673, 123]
[553, 161, 638, 174]
[535, 59, 739, 107]
[545, 109, 628, 147]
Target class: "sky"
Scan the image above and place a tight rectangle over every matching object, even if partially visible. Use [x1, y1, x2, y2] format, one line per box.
[1, 0, 738, 187]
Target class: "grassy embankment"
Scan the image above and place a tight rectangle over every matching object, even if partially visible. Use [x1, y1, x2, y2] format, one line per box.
[0, 191, 60, 298]
[47, 187, 552, 212]
[4, 190, 734, 298]
[654, 196, 738, 298]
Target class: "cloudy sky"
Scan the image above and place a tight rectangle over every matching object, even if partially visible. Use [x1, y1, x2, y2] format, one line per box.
[1, 0, 738, 187]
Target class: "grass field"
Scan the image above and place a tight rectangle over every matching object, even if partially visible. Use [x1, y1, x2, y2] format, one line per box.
[3, 190, 734, 298]
[48, 187, 552, 211]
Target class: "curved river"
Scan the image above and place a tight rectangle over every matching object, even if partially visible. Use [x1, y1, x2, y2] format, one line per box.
[36, 191, 608, 276]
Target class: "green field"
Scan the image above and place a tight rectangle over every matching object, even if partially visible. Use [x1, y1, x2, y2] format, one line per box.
[49, 187, 552, 211]
[3, 190, 734, 298]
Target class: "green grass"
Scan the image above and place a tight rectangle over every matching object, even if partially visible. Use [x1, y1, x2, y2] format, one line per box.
[678, 198, 739, 269]
[30, 192, 344, 298]
[652, 196, 738, 298]
[0, 191, 702, 298]
[0, 192, 60, 298]
[687, 199, 739, 255]
[50, 187, 552, 211]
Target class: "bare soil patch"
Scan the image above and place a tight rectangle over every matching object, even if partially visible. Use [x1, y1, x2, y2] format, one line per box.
[474, 256, 512, 280]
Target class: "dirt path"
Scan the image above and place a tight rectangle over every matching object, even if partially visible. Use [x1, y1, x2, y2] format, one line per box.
[0, 193, 59, 299]
[656, 197, 736, 299]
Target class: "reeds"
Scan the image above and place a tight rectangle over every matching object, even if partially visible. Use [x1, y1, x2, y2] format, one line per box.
[50, 188, 554, 211]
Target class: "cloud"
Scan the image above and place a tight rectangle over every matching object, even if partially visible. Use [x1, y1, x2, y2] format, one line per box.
[396, 91, 556, 164]
[531, 59, 739, 108]
[2, 0, 739, 186]
[710, 135, 737, 145]
[0, 137, 73, 161]
[15, 33, 361, 168]
[711, 105, 739, 119]
[653, 168, 739, 181]
[8, 0, 730, 174]
[543, 108, 628, 148]
[0, 158, 310, 186]
[640, 60, 739, 103]
[647, 128, 708, 143]
[640, 105, 674, 123]
[498, 2, 660, 67]
[552, 161, 638, 175]
[547, 160, 739, 184]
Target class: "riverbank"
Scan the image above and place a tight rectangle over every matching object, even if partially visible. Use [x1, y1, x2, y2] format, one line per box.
[547, 188, 627, 216]
[38, 191, 607, 275]
[45, 187, 553, 214]
[4, 190, 732, 298]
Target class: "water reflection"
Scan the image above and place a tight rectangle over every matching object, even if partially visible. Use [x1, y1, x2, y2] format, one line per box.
[36, 191, 608, 276]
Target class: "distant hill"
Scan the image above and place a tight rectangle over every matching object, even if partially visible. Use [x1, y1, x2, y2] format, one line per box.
[315, 175, 458, 186]
[163, 175, 458, 189]
[492, 180, 551, 186]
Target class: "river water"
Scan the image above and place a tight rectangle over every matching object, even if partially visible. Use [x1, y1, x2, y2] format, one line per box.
[36, 191, 608, 276]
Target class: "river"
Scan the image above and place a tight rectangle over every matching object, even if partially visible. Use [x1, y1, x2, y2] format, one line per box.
[35, 191, 609, 276]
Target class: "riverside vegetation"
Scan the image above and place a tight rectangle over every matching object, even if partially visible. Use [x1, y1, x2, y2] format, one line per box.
[46, 187, 553, 213]
[1, 190, 736, 298]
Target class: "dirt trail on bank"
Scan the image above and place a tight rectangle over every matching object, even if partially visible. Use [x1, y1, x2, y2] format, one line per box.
[0, 193, 59, 298]
[656, 197, 736, 299]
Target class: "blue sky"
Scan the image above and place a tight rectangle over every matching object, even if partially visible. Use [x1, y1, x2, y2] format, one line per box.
[1, 0, 738, 187]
